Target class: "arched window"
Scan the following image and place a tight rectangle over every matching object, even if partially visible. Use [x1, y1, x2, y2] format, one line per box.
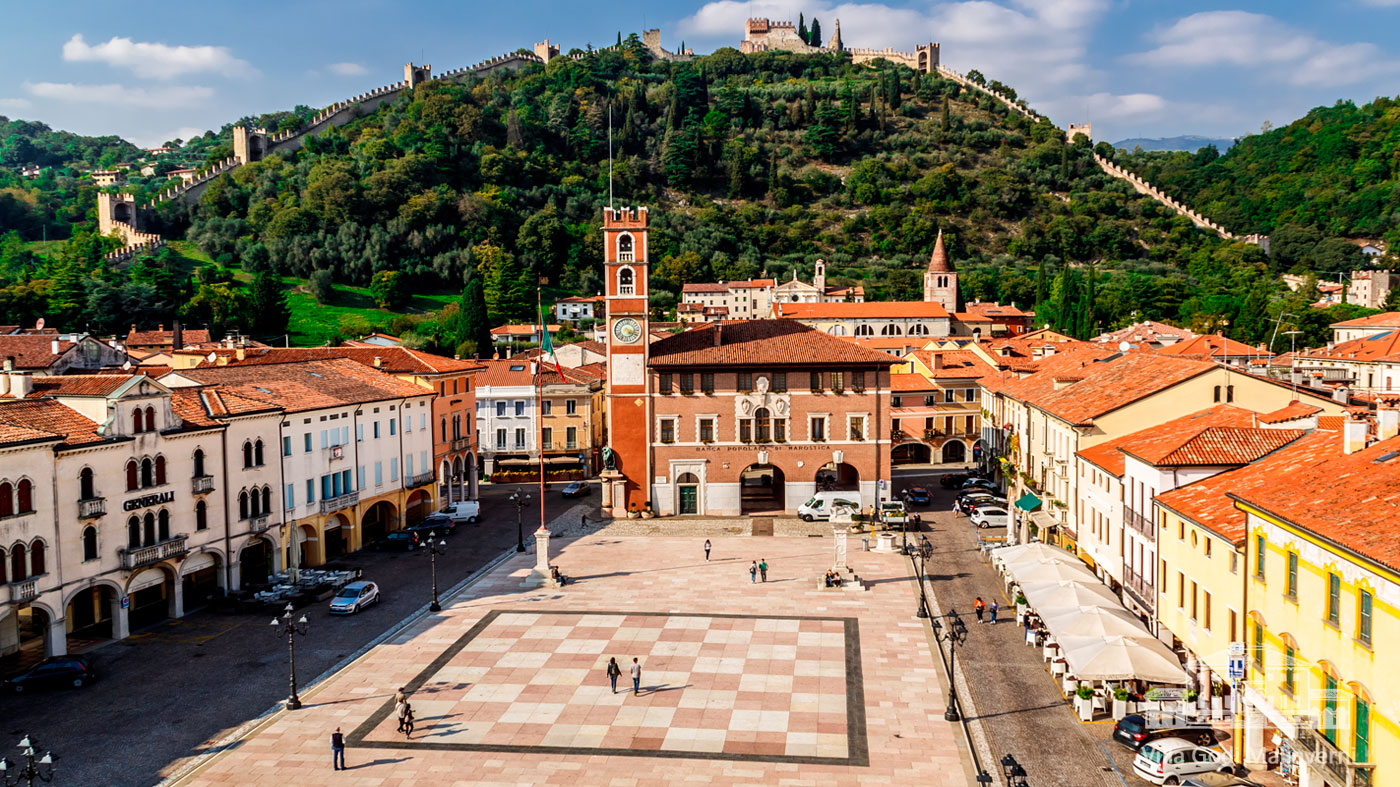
[261, 486, 272, 514]
[80, 467, 95, 499]
[249, 488, 261, 517]
[618, 234, 634, 261]
[144, 406, 155, 432]
[754, 407, 772, 443]
[143, 513, 155, 546]
[29, 540, 44, 576]
[239, 490, 249, 520]
[254, 439, 264, 466]
[243, 441, 253, 469]
[0, 482, 11, 518]
[855, 324, 874, 336]
[193, 448, 205, 478]
[618, 267, 635, 295]
[132, 409, 144, 433]
[441, 418, 447, 442]
[140, 458, 154, 488]
[909, 324, 929, 336]
[195, 500, 207, 531]
[83, 526, 98, 561]
[127, 517, 141, 549]
[155, 456, 166, 485]
[10, 543, 25, 581]
[0, 548, 6, 583]
[126, 461, 138, 491]
[880, 324, 903, 336]
[16, 479, 32, 514]
[157, 510, 170, 541]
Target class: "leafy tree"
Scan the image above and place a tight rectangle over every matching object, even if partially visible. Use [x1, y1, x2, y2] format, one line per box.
[370, 270, 408, 309]
[247, 270, 291, 337]
[309, 269, 335, 304]
[457, 272, 493, 358]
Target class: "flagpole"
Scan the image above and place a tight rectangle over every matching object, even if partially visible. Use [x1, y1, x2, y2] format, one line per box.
[538, 287, 547, 535]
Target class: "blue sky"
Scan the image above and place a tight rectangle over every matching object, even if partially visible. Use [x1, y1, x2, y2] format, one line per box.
[1, 0, 1397, 147]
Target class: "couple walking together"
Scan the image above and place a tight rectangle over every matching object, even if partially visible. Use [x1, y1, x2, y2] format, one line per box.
[606, 657, 643, 695]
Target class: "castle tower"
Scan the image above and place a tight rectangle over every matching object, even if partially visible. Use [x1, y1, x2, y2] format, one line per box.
[915, 43, 940, 74]
[404, 62, 431, 88]
[923, 229, 958, 312]
[97, 192, 140, 238]
[534, 40, 559, 63]
[827, 19, 843, 51]
[232, 125, 268, 163]
[814, 259, 826, 293]
[602, 206, 651, 515]
[1067, 123, 1093, 143]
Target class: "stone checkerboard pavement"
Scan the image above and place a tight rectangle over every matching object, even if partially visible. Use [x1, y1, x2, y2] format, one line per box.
[174, 534, 970, 786]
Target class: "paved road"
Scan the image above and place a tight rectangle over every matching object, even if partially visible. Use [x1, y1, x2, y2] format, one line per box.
[890, 467, 1148, 787]
[0, 482, 598, 787]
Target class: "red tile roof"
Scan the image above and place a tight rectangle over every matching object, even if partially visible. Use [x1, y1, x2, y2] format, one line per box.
[1128, 426, 1305, 467]
[681, 283, 729, 294]
[473, 358, 604, 388]
[1034, 354, 1217, 425]
[959, 301, 1030, 319]
[26, 374, 136, 398]
[1096, 320, 1194, 345]
[196, 346, 482, 376]
[773, 301, 951, 319]
[927, 229, 953, 273]
[1259, 401, 1322, 424]
[0, 335, 74, 370]
[1157, 334, 1269, 358]
[1076, 405, 1267, 477]
[907, 350, 997, 379]
[892, 373, 935, 392]
[1302, 330, 1400, 362]
[1330, 311, 1400, 328]
[176, 358, 430, 412]
[491, 324, 561, 336]
[0, 421, 63, 447]
[1155, 429, 1340, 543]
[125, 327, 212, 347]
[0, 399, 103, 446]
[649, 320, 896, 368]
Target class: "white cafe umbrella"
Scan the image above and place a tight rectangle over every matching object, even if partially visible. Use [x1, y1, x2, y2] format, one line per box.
[1050, 606, 1151, 639]
[1020, 580, 1120, 611]
[1010, 561, 1097, 586]
[1057, 635, 1189, 683]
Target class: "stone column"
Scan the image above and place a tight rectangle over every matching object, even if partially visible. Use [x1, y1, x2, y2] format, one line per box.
[1243, 701, 1268, 769]
[112, 594, 131, 641]
[832, 526, 849, 572]
[521, 527, 559, 588]
[46, 615, 67, 657]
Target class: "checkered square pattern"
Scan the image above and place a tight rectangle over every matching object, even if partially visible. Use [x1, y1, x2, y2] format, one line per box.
[351, 611, 857, 762]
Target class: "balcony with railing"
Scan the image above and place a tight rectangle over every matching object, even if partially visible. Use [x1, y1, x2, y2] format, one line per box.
[325, 444, 346, 461]
[4, 578, 39, 605]
[249, 514, 270, 531]
[451, 436, 472, 452]
[192, 475, 214, 495]
[1125, 507, 1154, 537]
[1122, 566, 1154, 612]
[406, 470, 435, 488]
[1293, 717, 1374, 787]
[78, 497, 106, 518]
[319, 491, 359, 515]
[119, 535, 188, 571]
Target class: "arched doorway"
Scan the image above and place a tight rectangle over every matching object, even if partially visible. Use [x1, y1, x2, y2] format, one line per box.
[892, 443, 932, 465]
[65, 585, 117, 644]
[815, 462, 860, 491]
[405, 489, 431, 526]
[440, 459, 453, 504]
[740, 464, 785, 514]
[361, 501, 397, 546]
[323, 514, 349, 560]
[240, 539, 272, 587]
[127, 567, 173, 632]
[180, 551, 222, 612]
[676, 472, 700, 515]
[972, 439, 984, 465]
[942, 440, 967, 464]
[292, 524, 320, 569]
[7, 606, 51, 666]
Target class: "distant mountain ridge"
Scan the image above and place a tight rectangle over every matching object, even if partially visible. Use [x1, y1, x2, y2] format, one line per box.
[1112, 135, 1235, 153]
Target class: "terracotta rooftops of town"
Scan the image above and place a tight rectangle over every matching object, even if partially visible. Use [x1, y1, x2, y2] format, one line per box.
[892, 372, 935, 392]
[1155, 429, 1340, 543]
[837, 336, 934, 352]
[1258, 401, 1322, 424]
[175, 357, 429, 412]
[650, 319, 896, 368]
[491, 324, 562, 336]
[958, 301, 1030, 319]
[1075, 405, 1274, 477]
[907, 350, 997, 379]
[927, 229, 953, 274]
[681, 283, 729, 294]
[772, 301, 951, 319]
[1330, 311, 1400, 328]
[1032, 353, 1217, 425]
[0, 399, 104, 446]
[980, 344, 1118, 396]
[1095, 320, 1194, 345]
[0, 418, 64, 447]
[125, 325, 212, 347]
[1230, 431, 1400, 572]
[1156, 334, 1268, 358]
[472, 358, 603, 388]
[195, 346, 483, 376]
[1303, 330, 1400, 362]
[25, 374, 136, 398]
[557, 294, 606, 303]
[0, 335, 78, 370]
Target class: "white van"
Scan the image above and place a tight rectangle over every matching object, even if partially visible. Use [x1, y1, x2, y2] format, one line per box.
[798, 491, 863, 522]
[440, 500, 481, 524]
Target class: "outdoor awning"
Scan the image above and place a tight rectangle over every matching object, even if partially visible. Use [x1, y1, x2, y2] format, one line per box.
[1029, 510, 1058, 530]
[496, 458, 532, 466]
[1056, 635, 1189, 684]
[1014, 492, 1042, 512]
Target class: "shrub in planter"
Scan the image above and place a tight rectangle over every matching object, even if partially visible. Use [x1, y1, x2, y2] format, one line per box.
[1076, 685, 1095, 700]
[1015, 593, 1027, 606]
[1113, 687, 1130, 701]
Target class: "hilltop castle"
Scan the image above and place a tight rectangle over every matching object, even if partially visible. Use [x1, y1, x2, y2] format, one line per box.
[740, 18, 939, 73]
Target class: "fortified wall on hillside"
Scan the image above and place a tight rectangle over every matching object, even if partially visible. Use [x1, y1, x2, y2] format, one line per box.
[740, 18, 939, 73]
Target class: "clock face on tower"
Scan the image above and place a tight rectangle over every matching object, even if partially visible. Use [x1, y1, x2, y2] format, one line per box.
[613, 318, 642, 344]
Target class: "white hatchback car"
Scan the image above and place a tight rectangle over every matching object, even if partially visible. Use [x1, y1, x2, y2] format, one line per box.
[1132, 738, 1234, 785]
[969, 506, 1009, 529]
[328, 580, 381, 615]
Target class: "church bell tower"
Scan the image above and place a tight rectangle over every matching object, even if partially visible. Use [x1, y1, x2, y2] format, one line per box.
[602, 207, 651, 516]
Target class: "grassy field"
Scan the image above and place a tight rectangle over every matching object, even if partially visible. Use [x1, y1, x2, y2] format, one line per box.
[285, 279, 458, 346]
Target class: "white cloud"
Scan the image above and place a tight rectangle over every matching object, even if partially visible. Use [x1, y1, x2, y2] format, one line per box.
[0, 98, 33, 112]
[62, 34, 252, 80]
[1127, 11, 1400, 87]
[131, 126, 208, 148]
[24, 81, 214, 108]
[327, 62, 368, 77]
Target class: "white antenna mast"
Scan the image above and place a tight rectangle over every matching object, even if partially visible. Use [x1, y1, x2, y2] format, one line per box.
[608, 103, 614, 208]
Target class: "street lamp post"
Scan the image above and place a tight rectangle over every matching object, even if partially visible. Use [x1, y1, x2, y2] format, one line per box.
[932, 609, 969, 721]
[425, 531, 447, 612]
[912, 535, 933, 618]
[270, 603, 310, 710]
[0, 736, 54, 787]
[509, 491, 531, 553]
[999, 754, 1029, 787]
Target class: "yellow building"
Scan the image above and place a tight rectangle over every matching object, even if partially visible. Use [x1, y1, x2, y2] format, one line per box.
[541, 367, 606, 474]
[1231, 415, 1399, 787]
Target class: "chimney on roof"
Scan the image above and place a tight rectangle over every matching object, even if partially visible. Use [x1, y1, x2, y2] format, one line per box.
[158, 324, 164, 332]
[1378, 404, 1399, 441]
[714, 323, 722, 347]
[50, 339, 59, 355]
[1332, 385, 1349, 403]
[172, 320, 183, 349]
[1344, 416, 1369, 454]
[235, 346, 246, 361]
[9, 372, 32, 399]
[373, 356, 383, 368]
[932, 353, 944, 370]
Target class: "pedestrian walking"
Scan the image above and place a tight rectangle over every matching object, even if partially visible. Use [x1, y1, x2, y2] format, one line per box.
[630, 657, 641, 695]
[394, 687, 407, 705]
[395, 699, 408, 732]
[704, 539, 712, 561]
[403, 702, 415, 738]
[749, 561, 758, 583]
[331, 727, 345, 770]
[974, 597, 985, 623]
[759, 559, 768, 582]
[990, 600, 999, 624]
[606, 657, 622, 694]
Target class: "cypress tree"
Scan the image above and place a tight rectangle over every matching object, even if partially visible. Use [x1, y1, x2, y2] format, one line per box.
[247, 270, 290, 338]
[941, 95, 951, 132]
[459, 272, 493, 358]
[798, 13, 807, 43]
[810, 18, 822, 47]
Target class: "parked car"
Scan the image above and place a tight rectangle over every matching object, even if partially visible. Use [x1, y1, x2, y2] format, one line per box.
[955, 492, 1005, 515]
[1132, 738, 1233, 785]
[406, 513, 455, 538]
[440, 500, 481, 523]
[3, 655, 95, 693]
[561, 481, 591, 498]
[878, 501, 909, 528]
[329, 581, 381, 615]
[902, 487, 931, 506]
[1113, 713, 1222, 751]
[961, 478, 999, 492]
[797, 491, 863, 522]
[969, 506, 1010, 528]
[1180, 773, 1260, 787]
[373, 531, 421, 551]
[939, 473, 972, 489]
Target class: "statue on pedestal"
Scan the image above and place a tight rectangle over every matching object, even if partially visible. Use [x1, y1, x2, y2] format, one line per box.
[602, 446, 617, 472]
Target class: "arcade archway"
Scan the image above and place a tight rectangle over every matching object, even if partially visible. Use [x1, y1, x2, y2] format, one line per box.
[739, 464, 785, 514]
[942, 440, 967, 464]
[815, 462, 860, 491]
[361, 500, 398, 545]
[892, 443, 932, 465]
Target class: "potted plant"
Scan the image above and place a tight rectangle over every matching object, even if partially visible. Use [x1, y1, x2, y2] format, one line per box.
[1015, 592, 1028, 623]
[1075, 684, 1096, 721]
[1184, 687, 1200, 719]
[1112, 687, 1130, 719]
[627, 503, 640, 519]
[640, 501, 655, 519]
[1210, 682, 1225, 720]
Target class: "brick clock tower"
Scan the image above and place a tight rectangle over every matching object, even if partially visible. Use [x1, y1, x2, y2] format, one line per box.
[601, 207, 651, 516]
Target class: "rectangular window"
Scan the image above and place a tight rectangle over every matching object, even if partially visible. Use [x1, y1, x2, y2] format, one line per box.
[320, 429, 328, 449]
[660, 373, 673, 394]
[1204, 539, 1212, 558]
[1230, 609, 1238, 642]
[965, 388, 976, 402]
[1178, 571, 1186, 609]
[1252, 620, 1264, 668]
[404, 415, 412, 432]
[390, 418, 396, 436]
[852, 371, 865, 393]
[515, 428, 526, 448]
[848, 416, 864, 441]
[356, 424, 364, 442]
[357, 465, 365, 490]
[660, 419, 675, 444]
[680, 373, 693, 394]
[496, 401, 506, 417]
[811, 417, 826, 442]
[283, 436, 291, 456]
[285, 484, 295, 509]
[1190, 580, 1198, 620]
[738, 372, 753, 392]
[374, 462, 383, 486]
[892, 396, 902, 408]
[1255, 534, 1266, 580]
[1284, 646, 1295, 694]
[495, 429, 506, 449]
[1355, 699, 1371, 763]
[306, 479, 315, 504]
[515, 401, 525, 416]
[1231, 552, 1239, 575]
[832, 372, 844, 393]
[566, 399, 576, 415]
[304, 433, 312, 452]
[701, 373, 714, 394]
[1203, 590, 1212, 630]
[406, 454, 414, 476]
[321, 475, 332, 500]
[1323, 674, 1338, 744]
[420, 413, 426, 431]
[390, 458, 398, 482]
[699, 418, 714, 443]
[542, 427, 553, 449]
[1359, 589, 1373, 646]
[1328, 572, 1341, 625]
[373, 421, 381, 439]
[565, 426, 577, 447]
[944, 389, 955, 403]
[810, 372, 822, 393]
[1287, 552, 1299, 599]
[774, 418, 786, 442]
[542, 400, 552, 415]
[773, 372, 787, 393]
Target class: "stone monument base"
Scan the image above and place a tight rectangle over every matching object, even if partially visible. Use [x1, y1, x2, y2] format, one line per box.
[521, 527, 561, 589]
